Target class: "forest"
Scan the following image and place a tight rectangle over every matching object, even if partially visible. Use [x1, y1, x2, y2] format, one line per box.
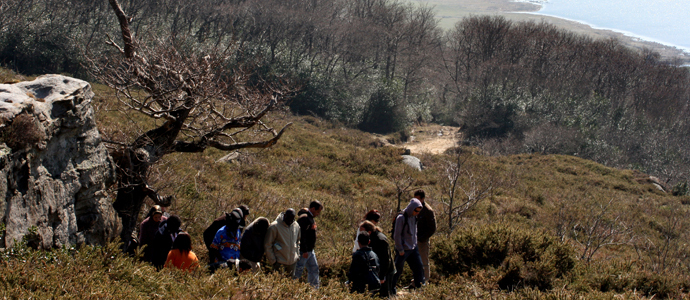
[1, 0, 688, 189]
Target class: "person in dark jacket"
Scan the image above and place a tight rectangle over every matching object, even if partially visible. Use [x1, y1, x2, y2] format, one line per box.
[293, 200, 323, 289]
[348, 232, 381, 294]
[391, 199, 424, 293]
[415, 190, 437, 282]
[203, 206, 246, 263]
[352, 209, 382, 253]
[145, 215, 183, 269]
[360, 220, 394, 297]
[240, 217, 270, 271]
[138, 205, 167, 248]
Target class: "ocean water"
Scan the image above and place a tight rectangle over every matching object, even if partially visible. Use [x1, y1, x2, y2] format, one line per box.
[517, 0, 690, 53]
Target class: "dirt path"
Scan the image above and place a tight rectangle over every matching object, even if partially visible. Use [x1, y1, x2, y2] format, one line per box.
[403, 124, 461, 155]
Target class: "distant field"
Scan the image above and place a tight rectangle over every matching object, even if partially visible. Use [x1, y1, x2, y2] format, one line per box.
[408, 0, 690, 63]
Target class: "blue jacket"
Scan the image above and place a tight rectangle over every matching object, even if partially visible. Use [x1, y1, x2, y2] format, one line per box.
[211, 225, 241, 262]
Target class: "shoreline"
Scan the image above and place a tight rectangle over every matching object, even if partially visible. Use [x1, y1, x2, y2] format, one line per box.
[520, 11, 690, 54]
[511, 0, 690, 56]
[410, 0, 690, 64]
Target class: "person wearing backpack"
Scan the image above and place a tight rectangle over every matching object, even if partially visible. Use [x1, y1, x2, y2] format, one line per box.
[415, 190, 436, 284]
[391, 199, 425, 293]
[348, 232, 381, 294]
[360, 220, 395, 297]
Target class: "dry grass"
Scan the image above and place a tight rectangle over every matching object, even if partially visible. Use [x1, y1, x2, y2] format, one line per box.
[1, 77, 689, 298]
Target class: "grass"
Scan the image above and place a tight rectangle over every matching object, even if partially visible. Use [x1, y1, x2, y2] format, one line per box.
[1, 72, 689, 298]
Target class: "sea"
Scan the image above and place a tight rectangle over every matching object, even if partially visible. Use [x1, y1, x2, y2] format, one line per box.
[515, 0, 690, 54]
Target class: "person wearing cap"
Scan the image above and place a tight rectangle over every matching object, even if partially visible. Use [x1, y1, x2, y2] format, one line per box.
[138, 205, 167, 248]
[203, 206, 248, 263]
[264, 208, 301, 276]
[294, 200, 324, 289]
[209, 209, 244, 263]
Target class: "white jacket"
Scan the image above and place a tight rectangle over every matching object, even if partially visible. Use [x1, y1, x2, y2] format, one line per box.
[264, 212, 301, 265]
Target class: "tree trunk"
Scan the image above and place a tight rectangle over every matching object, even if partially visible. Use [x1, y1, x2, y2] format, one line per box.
[111, 147, 152, 246]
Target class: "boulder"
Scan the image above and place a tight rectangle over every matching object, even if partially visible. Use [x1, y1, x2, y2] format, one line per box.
[402, 155, 423, 171]
[0, 75, 119, 249]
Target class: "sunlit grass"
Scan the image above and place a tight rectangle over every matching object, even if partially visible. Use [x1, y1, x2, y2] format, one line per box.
[1, 72, 689, 298]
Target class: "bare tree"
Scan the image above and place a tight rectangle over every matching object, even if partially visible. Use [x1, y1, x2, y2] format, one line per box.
[634, 206, 688, 272]
[92, 0, 294, 244]
[566, 198, 634, 263]
[440, 150, 501, 234]
[386, 165, 417, 212]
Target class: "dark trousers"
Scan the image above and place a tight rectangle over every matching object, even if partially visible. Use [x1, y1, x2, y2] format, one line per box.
[391, 246, 425, 294]
[379, 272, 394, 297]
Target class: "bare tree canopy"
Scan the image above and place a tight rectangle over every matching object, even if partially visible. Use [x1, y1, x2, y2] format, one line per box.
[92, 0, 294, 244]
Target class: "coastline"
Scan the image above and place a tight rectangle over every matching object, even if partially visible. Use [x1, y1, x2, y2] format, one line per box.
[409, 0, 690, 64]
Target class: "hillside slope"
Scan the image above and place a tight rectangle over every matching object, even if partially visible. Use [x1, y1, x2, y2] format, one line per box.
[1, 80, 689, 298]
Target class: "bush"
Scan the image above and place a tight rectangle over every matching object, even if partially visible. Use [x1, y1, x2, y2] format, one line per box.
[431, 223, 576, 290]
[0, 112, 45, 150]
[672, 181, 688, 196]
[358, 80, 408, 134]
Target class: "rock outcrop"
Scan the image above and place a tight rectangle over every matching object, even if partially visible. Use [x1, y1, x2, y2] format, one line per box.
[402, 155, 423, 171]
[0, 75, 119, 249]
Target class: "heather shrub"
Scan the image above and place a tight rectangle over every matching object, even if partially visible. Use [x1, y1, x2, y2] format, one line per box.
[431, 223, 576, 290]
[580, 262, 690, 298]
[0, 112, 45, 150]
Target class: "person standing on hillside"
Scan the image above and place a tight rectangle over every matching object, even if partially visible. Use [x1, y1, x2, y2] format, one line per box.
[138, 205, 167, 249]
[352, 209, 381, 253]
[391, 199, 425, 293]
[203, 206, 248, 263]
[348, 232, 381, 294]
[360, 220, 395, 297]
[240, 217, 270, 271]
[415, 190, 436, 283]
[264, 209, 301, 276]
[145, 215, 183, 269]
[209, 209, 243, 265]
[294, 201, 324, 289]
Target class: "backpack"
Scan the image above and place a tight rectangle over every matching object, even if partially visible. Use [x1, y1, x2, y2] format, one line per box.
[363, 250, 381, 292]
[390, 211, 409, 241]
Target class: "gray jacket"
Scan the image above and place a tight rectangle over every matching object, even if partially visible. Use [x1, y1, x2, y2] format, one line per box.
[394, 199, 422, 253]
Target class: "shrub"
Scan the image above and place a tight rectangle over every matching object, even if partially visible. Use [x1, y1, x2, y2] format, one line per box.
[358, 80, 408, 134]
[431, 223, 576, 290]
[0, 112, 45, 150]
[672, 181, 688, 196]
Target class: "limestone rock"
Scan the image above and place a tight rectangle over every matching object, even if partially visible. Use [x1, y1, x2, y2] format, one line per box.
[402, 155, 423, 171]
[0, 75, 119, 249]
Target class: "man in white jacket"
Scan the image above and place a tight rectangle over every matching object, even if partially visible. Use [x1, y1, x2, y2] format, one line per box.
[264, 209, 301, 276]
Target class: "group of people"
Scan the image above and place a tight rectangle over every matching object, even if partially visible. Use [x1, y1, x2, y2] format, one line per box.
[137, 206, 200, 271]
[347, 189, 436, 296]
[133, 201, 326, 289]
[132, 190, 436, 297]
